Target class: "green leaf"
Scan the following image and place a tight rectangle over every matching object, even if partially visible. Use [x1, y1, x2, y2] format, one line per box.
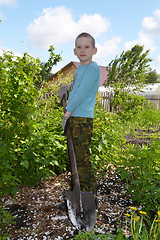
[116, 227, 124, 240]
[20, 160, 29, 169]
[120, 170, 128, 180]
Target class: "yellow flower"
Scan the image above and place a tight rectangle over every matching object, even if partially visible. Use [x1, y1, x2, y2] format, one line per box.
[132, 217, 139, 221]
[158, 210, 160, 217]
[125, 213, 131, 217]
[130, 207, 137, 211]
[139, 211, 147, 215]
[155, 220, 160, 223]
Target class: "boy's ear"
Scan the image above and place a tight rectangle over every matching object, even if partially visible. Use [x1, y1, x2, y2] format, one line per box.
[74, 48, 77, 56]
[93, 47, 97, 55]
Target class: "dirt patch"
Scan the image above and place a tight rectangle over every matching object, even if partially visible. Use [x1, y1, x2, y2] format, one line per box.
[124, 128, 160, 146]
[1, 171, 133, 239]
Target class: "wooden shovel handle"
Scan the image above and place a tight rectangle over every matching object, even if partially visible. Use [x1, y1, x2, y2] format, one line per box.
[62, 95, 81, 191]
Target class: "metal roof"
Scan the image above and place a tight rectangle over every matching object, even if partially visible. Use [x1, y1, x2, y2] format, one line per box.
[140, 83, 160, 96]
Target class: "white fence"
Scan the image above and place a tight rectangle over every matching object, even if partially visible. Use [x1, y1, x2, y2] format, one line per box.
[144, 95, 160, 109]
[100, 91, 160, 111]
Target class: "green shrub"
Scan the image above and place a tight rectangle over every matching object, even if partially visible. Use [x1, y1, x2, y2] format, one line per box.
[112, 91, 150, 120]
[91, 108, 127, 174]
[0, 51, 68, 196]
[116, 140, 160, 217]
[132, 105, 160, 129]
[0, 51, 40, 196]
[0, 203, 15, 239]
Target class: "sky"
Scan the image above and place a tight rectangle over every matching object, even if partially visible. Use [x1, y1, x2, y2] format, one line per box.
[1, 0, 160, 74]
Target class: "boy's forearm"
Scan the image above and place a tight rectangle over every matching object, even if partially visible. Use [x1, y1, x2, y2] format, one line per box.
[64, 110, 71, 117]
[67, 83, 72, 90]
[65, 84, 72, 117]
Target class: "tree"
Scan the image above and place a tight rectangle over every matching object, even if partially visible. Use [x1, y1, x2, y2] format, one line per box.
[35, 45, 62, 88]
[105, 45, 152, 117]
[145, 69, 160, 83]
[105, 45, 152, 92]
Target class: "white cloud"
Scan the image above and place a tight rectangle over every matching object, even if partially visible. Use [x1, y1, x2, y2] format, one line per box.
[0, 46, 22, 57]
[0, 46, 10, 56]
[27, 6, 110, 49]
[124, 9, 160, 53]
[77, 13, 110, 37]
[124, 40, 138, 51]
[124, 34, 156, 53]
[95, 37, 121, 60]
[139, 32, 157, 52]
[142, 9, 160, 38]
[0, 0, 17, 6]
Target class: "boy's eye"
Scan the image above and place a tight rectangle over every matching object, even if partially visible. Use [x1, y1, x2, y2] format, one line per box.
[76, 45, 91, 49]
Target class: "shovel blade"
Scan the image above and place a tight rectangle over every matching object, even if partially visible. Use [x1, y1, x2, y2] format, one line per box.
[65, 190, 97, 232]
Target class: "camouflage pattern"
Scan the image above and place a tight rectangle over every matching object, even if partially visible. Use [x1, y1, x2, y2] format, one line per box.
[68, 117, 96, 194]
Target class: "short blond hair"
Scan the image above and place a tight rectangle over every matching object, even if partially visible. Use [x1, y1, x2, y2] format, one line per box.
[75, 32, 95, 48]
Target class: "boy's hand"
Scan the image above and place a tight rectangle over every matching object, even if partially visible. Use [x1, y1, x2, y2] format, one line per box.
[62, 115, 70, 133]
[62, 111, 71, 133]
[58, 84, 68, 102]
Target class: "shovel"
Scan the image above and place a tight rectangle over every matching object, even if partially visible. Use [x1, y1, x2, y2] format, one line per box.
[62, 95, 97, 232]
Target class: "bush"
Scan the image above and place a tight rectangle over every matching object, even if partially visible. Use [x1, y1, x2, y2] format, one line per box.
[91, 107, 126, 174]
[111, 90, 150, 120]
[115, 107, 160, 217]
[120, 141, 160, 215]
[0, 51, 40, 196]
[0, 51, 68, 196]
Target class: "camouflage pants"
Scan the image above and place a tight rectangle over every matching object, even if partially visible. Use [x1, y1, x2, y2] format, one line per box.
[68, 117, 96, 194]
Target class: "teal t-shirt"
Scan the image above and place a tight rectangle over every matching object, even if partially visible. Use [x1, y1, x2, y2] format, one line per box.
[66, 61, 100, 118]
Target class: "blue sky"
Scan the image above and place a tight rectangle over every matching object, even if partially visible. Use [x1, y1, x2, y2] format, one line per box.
[1, 0, 160, 74]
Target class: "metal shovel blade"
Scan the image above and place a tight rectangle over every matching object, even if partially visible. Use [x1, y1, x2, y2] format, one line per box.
[65, 189, 97, 232]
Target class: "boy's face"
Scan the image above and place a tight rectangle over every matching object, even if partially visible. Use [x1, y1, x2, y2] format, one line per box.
[74, 37, 97, 65]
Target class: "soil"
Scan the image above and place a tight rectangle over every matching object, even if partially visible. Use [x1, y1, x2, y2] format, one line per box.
[124, 128, 160, 146]
[1, 170, 134, 240]
[1, 129, 159, 239]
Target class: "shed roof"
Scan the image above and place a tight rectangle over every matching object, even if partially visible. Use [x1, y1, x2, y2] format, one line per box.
[140, 83, 160, 96]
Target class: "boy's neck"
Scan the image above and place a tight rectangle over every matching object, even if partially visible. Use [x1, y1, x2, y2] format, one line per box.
[80, 59, 93, 65]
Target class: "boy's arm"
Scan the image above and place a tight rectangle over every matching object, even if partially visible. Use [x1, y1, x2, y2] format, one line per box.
[62, 110, 71, 132]
[64, 84, 72, 117]
[64, 110, 71, 117]
[67, 83, 72, 90]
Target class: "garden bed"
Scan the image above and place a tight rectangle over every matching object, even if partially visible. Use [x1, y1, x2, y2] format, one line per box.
[1, 129, 159, 239]
[1, 170, 133, 239]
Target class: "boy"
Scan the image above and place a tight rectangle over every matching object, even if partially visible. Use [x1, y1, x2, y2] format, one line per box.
[59, 32, 100, 195]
